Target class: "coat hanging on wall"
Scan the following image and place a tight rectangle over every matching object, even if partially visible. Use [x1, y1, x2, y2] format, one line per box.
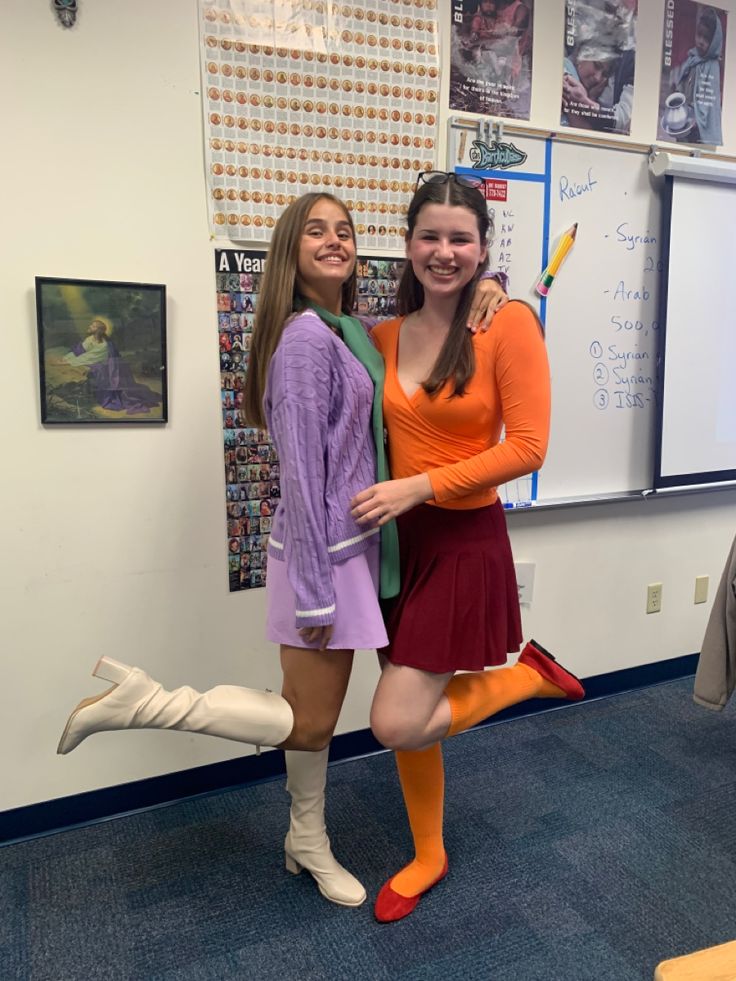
[53, 0, 78, 29]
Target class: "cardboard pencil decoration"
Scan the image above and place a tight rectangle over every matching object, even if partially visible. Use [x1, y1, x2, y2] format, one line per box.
[536, 223, 578, 296]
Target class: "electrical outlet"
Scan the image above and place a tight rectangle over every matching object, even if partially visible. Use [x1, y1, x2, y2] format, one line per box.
[694, 575, 709, 604]
[646, 582, 663, 614]
[514, 562, 535, 606]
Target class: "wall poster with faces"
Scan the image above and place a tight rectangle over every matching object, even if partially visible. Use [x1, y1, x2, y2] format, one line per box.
[199, 0, 441, 251]
[356, 256, 405, 318]
[217, 249, 274, 591]
[216, 248, 402, 592]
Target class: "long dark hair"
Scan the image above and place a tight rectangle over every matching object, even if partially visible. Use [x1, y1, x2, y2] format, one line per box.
[243, 193, 357, 429]
[396, 177, 491, 398]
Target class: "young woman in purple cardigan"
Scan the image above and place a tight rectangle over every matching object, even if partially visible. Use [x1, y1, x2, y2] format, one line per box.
[56, 192, 506, 908]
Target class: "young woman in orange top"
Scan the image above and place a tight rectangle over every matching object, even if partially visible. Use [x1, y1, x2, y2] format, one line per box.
[351, 172, 585, 922]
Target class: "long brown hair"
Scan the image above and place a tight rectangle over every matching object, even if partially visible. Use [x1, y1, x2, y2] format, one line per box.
[243, 193, 358, 429]
[397, 177, 491, 398]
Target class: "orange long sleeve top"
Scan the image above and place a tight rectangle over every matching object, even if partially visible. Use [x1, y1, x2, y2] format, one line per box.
[372, 302, 551, 510]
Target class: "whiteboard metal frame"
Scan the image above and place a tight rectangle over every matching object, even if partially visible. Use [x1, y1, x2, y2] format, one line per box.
[448, 116, 736, 166]
[505, 483, 736, 514]
[652, 175, 736, 491]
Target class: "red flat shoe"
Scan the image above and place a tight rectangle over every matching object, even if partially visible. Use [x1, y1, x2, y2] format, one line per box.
[374, 856, 449, 923]
[519, 639, 585, 701]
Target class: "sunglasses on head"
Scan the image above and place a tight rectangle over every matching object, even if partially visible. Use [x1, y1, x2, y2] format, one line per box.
[416, 171, 486, 192]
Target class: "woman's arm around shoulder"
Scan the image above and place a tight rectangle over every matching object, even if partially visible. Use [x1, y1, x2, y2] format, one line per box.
[425, 300, 550, 503]
[489, 298, 546, 352]
[488, 299, 550, 466]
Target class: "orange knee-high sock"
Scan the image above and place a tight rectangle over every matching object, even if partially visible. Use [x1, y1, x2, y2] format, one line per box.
[390, 744, 446, 899]
[445, 662, 560, 737]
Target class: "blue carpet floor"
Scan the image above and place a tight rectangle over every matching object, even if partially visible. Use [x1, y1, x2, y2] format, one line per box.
[3, 676, 736, 980]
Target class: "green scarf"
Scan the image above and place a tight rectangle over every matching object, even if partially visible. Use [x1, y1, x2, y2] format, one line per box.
[301, 300, 400, 600]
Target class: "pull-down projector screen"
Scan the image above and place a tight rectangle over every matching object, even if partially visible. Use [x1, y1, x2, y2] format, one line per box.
[655, 175, 736, 488]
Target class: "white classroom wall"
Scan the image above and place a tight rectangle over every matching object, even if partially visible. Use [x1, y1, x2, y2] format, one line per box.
[2, 0, 735, 813]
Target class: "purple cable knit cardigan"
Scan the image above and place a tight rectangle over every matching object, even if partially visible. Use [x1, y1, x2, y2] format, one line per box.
[264, 309, 379, 628]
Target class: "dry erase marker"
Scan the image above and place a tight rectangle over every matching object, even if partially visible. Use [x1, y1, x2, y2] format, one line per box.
[536, 223, 578, 296]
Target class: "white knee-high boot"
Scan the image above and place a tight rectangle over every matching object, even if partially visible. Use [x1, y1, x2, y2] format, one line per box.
[57, 656, 294, 755]
[283, 748, 366, 907]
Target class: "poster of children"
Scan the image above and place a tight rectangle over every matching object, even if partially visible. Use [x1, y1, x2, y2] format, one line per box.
[355, 258, 405, 319]
[216, 248, 402, 591]
[561, 0, 638, 135]
[449, 0, 534, 120]
[657, 1, 727, 146]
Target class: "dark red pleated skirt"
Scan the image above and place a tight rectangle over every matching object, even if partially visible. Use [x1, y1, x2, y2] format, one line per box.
[380, 500, 522, 674]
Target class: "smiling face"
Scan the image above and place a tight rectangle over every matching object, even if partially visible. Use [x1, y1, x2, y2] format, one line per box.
[296, 197, 356, 309]
[405, 202, 487, 299]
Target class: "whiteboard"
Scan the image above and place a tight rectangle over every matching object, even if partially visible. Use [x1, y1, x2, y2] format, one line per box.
[450, 125, 662, 506]
[657, 176, 736, 487]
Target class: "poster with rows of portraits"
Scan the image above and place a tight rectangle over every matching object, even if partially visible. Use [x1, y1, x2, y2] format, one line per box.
[216, 250, 274, 591]
[216, 248, 403, 591]
[200, 0, 441, 251]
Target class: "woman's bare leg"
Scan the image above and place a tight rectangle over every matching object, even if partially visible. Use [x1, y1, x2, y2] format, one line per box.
[370, 661, 452, 752]
[372, 645, 585, 752]
[279, 645, 354, 751]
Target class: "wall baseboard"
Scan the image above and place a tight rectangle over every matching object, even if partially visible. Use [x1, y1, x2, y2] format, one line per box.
[1, 653, 698, 847]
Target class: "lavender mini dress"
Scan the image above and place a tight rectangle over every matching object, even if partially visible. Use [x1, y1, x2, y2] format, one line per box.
[266, 536, 388, 650]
